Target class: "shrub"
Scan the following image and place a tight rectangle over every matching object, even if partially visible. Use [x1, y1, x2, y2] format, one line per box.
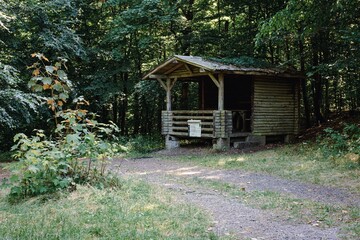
[125, 135, 164, 154]
[2, 54, 122, 201]
[319, 123, 360, 168]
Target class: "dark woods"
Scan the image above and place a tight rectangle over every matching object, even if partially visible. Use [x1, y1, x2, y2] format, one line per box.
[0, 0, 359, 149]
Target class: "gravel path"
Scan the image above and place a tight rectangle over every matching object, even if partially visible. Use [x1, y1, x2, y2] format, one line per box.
[110, 156, 360, 239]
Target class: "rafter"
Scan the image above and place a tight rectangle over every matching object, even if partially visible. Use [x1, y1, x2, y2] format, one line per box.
[164, 63, 184, 75]
[208, 73, 220, 88]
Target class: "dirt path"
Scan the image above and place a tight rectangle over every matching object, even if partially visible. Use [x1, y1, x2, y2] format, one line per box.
[110, 156, 360, 239]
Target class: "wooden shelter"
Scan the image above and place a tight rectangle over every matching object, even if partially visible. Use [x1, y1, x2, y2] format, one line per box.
[143, 55, 303, 149]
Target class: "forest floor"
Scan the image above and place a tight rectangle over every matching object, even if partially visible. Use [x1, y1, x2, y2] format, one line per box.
[111, 147, 360, 240]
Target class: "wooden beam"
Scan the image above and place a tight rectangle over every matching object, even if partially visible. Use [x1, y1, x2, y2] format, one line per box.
[218, 73, 224, 110]
[164, 64, 184, 75]
[168, 72, 210, 78]
[169, 77, 178, 90]
[156, 78, 167, 90]
[208, 73, 220, 88]
[184, 64, 193, 74]
[149, 74, 168, 79]
[166, 78, 172, 111]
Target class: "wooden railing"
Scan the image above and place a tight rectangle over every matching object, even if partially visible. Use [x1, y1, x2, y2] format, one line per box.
[162, 110, 233, 138]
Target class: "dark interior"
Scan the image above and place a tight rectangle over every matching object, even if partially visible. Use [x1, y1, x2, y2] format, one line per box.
[199, 74, 253, 132]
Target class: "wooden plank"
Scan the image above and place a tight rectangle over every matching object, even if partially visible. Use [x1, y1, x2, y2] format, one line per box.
[171, 127, 213, 132]
[164, 63, 184, 74]
[253, 113, 295, 117]
[172, 110, 214, 114]
[208, 73, 220, 88]
[173, 121, 214, 126]
[253, 96, 295, 100]
[173, 116, 213, 120]
[252, 77, 299, 136]
[169, 131, 213, 138]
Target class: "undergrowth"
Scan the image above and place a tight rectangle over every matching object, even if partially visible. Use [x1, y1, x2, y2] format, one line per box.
[319, 123, 360, 169]
[1, 55, 122, 201]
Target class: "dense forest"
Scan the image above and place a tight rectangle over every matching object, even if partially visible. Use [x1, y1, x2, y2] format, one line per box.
[1, 0, 359, 150]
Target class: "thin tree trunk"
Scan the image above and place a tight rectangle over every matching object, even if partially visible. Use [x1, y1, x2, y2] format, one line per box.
[312, 35, 325, 124]
[120, 72, 128, 135]
[298, 34, 311, 127]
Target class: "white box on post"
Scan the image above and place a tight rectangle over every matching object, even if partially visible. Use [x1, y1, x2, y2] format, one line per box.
[188, 120, 201, 137]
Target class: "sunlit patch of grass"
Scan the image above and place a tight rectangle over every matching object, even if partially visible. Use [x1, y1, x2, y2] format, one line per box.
[0, 180, 217, 239]
[165, 144, 360, 193]
[218, 156, 246, 166]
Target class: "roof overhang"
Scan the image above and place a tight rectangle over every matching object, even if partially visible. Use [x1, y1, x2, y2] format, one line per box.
[143, 55, 304, 80]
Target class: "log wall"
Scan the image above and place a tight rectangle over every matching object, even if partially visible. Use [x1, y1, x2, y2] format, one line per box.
[161, 110, 232, 139]
[252, 77, 300, 135]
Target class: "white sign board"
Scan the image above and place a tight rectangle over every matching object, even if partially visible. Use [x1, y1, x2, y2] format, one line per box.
[188, 120, 201, 137]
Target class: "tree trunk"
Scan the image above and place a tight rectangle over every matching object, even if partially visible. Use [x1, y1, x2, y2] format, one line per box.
[312, 35, 325, 124]
[120, 72, 128, 135]
[298, 34, 311, 128]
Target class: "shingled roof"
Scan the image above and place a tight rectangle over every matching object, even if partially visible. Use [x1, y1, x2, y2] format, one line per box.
[143, 55, 303, 79]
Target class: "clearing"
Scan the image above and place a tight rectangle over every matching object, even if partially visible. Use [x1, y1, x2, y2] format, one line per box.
[112, 146, 360, 240]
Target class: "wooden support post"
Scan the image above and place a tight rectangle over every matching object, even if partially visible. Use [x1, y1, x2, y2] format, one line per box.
[157, 77, 177, 111]
[166, 78, 172, 111]
[218, 73, 224, 111]
[158, 77, 180, 149]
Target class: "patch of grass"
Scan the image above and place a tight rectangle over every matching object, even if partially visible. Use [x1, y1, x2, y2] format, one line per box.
[164, 144, 360, 193]
[183, 177, 360, 237]
[0, 180, 217, 239]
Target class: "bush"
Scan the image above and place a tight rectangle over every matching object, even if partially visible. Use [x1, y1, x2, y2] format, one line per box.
[2, 55, 122, 201]
[125, 135, 164, 154]
[319, 123, 360, 168]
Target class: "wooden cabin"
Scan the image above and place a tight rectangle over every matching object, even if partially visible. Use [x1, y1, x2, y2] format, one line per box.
[143, 55, 303, 149]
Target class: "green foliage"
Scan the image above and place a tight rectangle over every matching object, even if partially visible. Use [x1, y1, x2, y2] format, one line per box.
[0, 62, 44, 150]
[319, 124, 360, 168]
[3, 56, 122, 201]
[0, 152, 13, 163]
[125, 135, 164, 154]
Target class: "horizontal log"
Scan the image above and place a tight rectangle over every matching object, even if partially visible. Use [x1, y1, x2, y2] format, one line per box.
[253, 121, 295, 124]
[252, 131, 296, 135]
[255, 84, 292, 89]
[253, 110, 295, 114]
[253, 114, 295, 118]
[171, 127, 213, 132]
[253, 104, 295, 109]
[172, 121, 214, 126]
[172, 116, 214, 120]
[254, 96, 295, 101]
[255, 86, 293, 90]
[253, 121, 295, 125]
[172, 110, 214, 114]
[169, 132, 214, 138]
[252, 125, 295, 129]
[255, 79, 294, 84]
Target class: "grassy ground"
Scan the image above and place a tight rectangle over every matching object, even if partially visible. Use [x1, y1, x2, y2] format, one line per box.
[152, 143, 360, 238]
[179, 177, 360, 239]
[1, 141, 359, 239]
[161, 143, 360, 193]
[0, 180, 217, 240]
